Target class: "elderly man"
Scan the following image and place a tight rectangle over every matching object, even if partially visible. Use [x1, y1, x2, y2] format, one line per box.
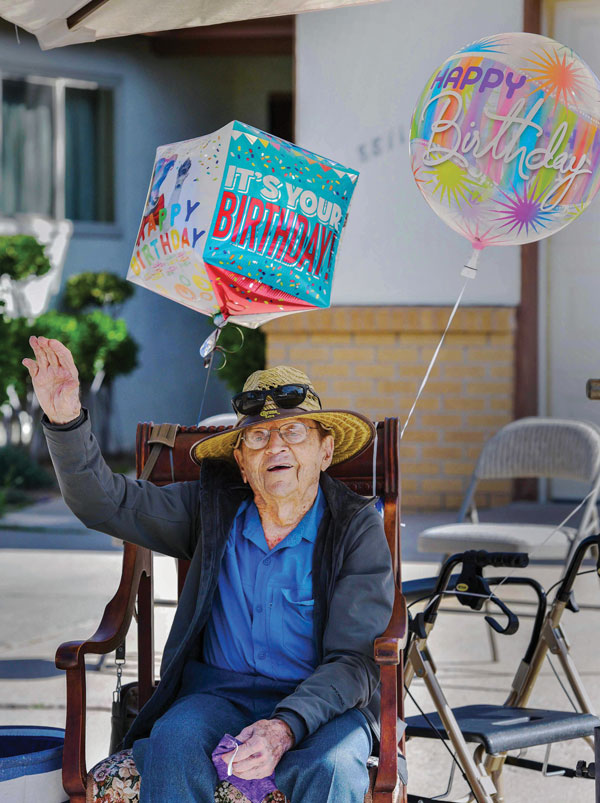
[24, 335, 395, 803]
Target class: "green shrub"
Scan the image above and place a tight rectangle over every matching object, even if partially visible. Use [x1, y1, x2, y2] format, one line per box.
[3, 487, 30, 506]
[216, 323, 265, 394]
[0, 235, 51, 280]
[0, 445, 53, 489]
[64, 272, 134, 310]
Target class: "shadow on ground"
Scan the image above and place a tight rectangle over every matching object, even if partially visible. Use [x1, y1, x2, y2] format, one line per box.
[0, 659, 63, 679]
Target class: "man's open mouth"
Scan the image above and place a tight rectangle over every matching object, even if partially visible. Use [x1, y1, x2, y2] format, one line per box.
[267, 464, 293, 472]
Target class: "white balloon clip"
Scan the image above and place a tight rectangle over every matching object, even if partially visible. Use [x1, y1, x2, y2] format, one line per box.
[199, 315, 230, 367]
[461, 249, 481, 279]
[199, 328, 221, 361]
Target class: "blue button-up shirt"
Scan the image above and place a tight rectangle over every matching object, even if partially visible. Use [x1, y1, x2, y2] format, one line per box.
[202, 487, 326, 683]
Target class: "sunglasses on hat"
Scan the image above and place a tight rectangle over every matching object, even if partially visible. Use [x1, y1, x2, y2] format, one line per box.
[231, 384, 321, 417]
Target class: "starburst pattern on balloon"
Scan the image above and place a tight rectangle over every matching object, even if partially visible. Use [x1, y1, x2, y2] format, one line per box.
[456, 35, 507, 55]
[565, 201, 587, 221]
[464, 172, 495, 207]
[523, 47, 596, 109]
[454, 219, 507, 249]
[460, 194, 490, 222]
[492, 182, 554, 236]
[423, 159, 483, 208]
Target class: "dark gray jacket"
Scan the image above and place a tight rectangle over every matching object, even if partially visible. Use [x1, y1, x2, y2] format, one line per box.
[43, 413, 395, 748]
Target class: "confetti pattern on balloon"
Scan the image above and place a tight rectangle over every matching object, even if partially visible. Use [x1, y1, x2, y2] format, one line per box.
[409, 32, 600, 249]
[127, 121, 359, 328]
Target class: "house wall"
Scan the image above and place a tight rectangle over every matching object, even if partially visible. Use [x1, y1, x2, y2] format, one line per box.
[282, 0, 524, 510]
[0, 23, 291, 449]
[295, 0, 524, 307]
[265, 306, 514, 510]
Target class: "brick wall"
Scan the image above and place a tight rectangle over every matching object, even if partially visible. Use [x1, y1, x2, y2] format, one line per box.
[263, 306, 517, 511]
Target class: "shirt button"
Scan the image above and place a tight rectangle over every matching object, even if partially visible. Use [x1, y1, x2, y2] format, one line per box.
[256, 605, 263, 613]
[258, 651, 267, 659]
[263, 557, 271, 565]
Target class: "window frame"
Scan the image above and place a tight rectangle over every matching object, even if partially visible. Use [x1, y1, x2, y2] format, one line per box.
[0, 66, 120, 236]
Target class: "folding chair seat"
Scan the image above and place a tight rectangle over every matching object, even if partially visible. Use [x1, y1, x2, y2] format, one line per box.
[419, 523, 578, 560]
[418, 417, 600, 565]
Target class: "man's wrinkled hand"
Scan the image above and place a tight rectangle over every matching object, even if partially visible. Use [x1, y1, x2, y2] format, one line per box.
[22, 336, 81, 425]
[221, 719, 295, 780]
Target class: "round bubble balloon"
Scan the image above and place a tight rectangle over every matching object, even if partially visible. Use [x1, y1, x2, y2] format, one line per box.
[409, 32, 600, 250]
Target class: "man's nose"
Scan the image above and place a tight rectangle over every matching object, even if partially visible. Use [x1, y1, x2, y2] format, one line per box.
[265, 430, 288, 452]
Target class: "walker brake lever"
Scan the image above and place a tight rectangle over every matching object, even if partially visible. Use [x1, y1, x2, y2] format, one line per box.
[454, 553, 488, 611]
[566, 590, 580, 613]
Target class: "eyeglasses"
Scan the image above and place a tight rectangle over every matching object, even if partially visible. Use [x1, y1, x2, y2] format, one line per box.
[231, 384, 321, 417]
[241, 421, 319, 450]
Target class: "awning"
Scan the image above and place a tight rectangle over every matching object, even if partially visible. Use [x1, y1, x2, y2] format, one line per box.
[0, 0, 384, 50]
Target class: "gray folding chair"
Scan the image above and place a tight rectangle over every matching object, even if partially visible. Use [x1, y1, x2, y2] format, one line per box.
[418, 417, 600, 566]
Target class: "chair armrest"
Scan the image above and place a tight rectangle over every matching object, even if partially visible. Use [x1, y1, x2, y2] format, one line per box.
[56, 543, 150, 670]
[374, 591, 407, 665]
[55, 544, 151, 802]
[373, 591, 407, 802]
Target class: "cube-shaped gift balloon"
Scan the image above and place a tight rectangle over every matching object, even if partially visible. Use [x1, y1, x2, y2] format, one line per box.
[127, 121, 359, 328]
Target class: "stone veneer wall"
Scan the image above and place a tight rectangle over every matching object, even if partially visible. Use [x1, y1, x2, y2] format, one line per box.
[263, 306, 517, 512]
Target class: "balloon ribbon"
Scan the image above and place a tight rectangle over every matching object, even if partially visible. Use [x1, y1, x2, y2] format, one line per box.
[401, 248, 480, 438]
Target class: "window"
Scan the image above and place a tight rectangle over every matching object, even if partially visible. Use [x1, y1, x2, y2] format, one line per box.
[0, 75, 115, 223]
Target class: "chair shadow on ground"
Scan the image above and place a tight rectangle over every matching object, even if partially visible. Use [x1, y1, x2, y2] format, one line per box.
[0, 659, 63, 679]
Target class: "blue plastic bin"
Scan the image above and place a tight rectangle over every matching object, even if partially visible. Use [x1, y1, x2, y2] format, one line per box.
[0, 726, 66, 802]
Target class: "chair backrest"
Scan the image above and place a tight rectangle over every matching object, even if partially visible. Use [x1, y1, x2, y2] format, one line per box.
[474, 417, 600, 483]
[134, 417, 403, 705]
[458, 417, 600, 527]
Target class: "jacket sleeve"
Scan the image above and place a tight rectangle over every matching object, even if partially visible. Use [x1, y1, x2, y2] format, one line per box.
[43, 410, 200, 560]
[272, 505, 395, 743]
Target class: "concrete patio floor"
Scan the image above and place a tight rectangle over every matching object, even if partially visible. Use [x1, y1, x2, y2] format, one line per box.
[1, 494, 598, 801]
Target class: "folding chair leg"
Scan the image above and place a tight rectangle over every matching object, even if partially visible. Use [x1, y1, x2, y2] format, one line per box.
[595, 726, 600, 803]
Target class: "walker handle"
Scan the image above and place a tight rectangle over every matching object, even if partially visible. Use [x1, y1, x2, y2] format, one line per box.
[469, 550, 529, 569]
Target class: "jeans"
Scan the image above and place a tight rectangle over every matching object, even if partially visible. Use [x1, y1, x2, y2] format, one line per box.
[132, 661, 372, 802]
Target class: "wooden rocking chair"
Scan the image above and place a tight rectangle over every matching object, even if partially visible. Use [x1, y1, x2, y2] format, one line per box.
[55, 417, 407, 803]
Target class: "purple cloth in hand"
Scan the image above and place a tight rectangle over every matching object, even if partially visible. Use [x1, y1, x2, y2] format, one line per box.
[212, 734, 278, 803]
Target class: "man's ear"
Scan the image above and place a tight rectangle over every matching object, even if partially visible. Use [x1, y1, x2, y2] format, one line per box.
[233, 448, 247, 483]
[321, 435, 334, 471]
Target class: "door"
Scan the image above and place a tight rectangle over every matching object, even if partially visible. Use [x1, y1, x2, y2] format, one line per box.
[547, 1, 600, 498]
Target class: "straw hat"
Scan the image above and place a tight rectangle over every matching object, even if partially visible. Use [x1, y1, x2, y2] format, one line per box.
[190, 365, 375, 466]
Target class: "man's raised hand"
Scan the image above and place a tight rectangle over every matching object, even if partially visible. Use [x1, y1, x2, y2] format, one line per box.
[22, 336, 82, 425]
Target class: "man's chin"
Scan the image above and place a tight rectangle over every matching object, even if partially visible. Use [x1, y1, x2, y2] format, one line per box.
[263, 473, 297, 496]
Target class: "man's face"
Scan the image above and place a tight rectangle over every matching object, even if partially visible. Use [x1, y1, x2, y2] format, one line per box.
[233, 417, 334, 502]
